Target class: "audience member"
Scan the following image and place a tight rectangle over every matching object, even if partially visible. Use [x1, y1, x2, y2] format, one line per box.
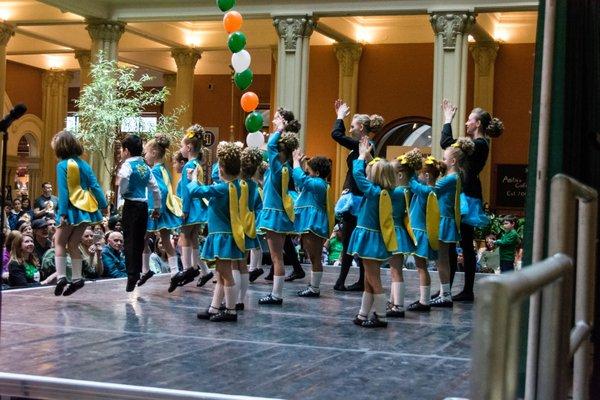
[149, 236, 170, 274]
[33, 182, 58, 219]
[2, 230, 19, 282]
[31, 219, 51, 261]
[8, 198, 24, 230]
[102, 231, 126, 278]
[80, 227, 105, 278]
[323, 225, 343, 266]
[8, 232, 41, 287]
[18, 221, 33, 236]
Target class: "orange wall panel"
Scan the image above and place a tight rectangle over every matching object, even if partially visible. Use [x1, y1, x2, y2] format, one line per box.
[5, 61, 43, 118]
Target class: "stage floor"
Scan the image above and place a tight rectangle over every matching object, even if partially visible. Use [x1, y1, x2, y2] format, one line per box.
[0, 267, 477, 399]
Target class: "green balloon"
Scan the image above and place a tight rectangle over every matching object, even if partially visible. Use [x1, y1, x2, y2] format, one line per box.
[217, 0, 236, 12]
[228, 32, 247, 53]
[245, 111, 264, 133]
[234, 68, 253, 91]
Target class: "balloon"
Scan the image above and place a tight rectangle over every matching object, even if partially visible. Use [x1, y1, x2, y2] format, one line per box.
[217, 0, 236, 12]
[241, 92, 259, 112]
[245, 111, 264, 133]
[228, 32, 247, 53]
[234, 68, 253, 91]
[223, 11, 243, 33]
[246, 131, 264, 148]
[231, 50, 251, 73]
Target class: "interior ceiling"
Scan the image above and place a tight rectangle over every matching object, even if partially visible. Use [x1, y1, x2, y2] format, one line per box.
[1, 0, 538, 75]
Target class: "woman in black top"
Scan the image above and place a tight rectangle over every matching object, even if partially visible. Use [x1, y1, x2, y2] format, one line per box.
[331, 99, 383, 291]
[440, 100, 504, 301]
[8, 231, 41, 288]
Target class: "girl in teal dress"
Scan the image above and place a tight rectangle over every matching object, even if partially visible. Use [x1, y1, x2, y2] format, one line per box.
[386, 151, 421, 317]
[189, 142, 245, 322]
[255, 108, 300, 305]
[291, 150, 334, 298]
[347, 137, 397, 328]
[52, 130, 108, 297]
[137, 135, 183, 287]
[232, 147, 264, 309]
[248, 161, 268, 282]
[171, 125, 213, 292]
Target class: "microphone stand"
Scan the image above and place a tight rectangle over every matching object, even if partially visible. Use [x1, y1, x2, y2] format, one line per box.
[0, 124, 8, 331]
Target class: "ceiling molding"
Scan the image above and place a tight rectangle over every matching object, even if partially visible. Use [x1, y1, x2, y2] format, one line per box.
[37, 0, 110, 19]
[15, 27, 84, 50]
[314, 23, 356, 44]
[125, 25, 185, 48]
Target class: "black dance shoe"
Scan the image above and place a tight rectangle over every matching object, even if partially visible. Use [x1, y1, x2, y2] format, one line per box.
[386, 306, 405, 318]
[346, 282, 364, 292]
[196, 271, 214, 288]
[197, 307, 219, 320]
[407, 300, 431, 312]
[452, 291, 474, 302]
[333, 282, 347, 291]
[430, 290, 440, 299]
[179, 267, 200, 287]
[54, 277, 68, 296]
[353, 314, 368, 326]
[285, 270, 305, 282]
[168, 272, 184, 293]
[258, 293, 282, 305]
[362, 313, 388, 328]
[430, 296, 454, 308]
[297, 286, 320, 297]
[126, 274, 139, 292]
[210, 310, 238, 322]
[249, 268, 264, 282]
[235, 303, 244, 311]
[137, 270, 154, 287]
[63, 279, 85, 296]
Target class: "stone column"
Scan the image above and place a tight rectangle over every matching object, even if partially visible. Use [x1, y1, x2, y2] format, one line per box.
[171, 48, 201, 129]
[332, 43, 362, 198]
[86, 19, 125, 191]
[429, 12, 475, 157]
[0, 22, 14, 115]
[41, 70, 72, 186]
[471, 41, 499, 203]
[272, 15, 316, 148]
[162, 73, 177, 117]
[74, 50, 92, 88]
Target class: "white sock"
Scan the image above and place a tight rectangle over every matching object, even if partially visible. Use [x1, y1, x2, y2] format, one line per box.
[71, 258, 82, 280]
[359, 292, 374, 319]
[441, 283, 451, 298]
[392, 282, 405, 308]
[238, 273, 249, 304]
[198, 259, 210, 275]
[142, 252, 150, 274]
[191, 248, 200, 270]
[373, 293, 387, 320]
[272, 275, 284, 299]
[310, 271, 323, 291]
[249, 248, 262, 271]
[55, 256, 67, 278]
[232, 269, 241, 302]
[224, 284, 237, 312]
[168, 256, 179, 276]
[210, 282, 223, 312]
[420, 286, 431, 305]
[181, 246, 192, 269]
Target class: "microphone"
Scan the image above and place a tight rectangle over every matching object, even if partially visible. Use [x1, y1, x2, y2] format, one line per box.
[0, 103, 27, 132]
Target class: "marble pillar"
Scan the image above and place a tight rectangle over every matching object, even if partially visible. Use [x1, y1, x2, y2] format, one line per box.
[171, 48, 201, 129]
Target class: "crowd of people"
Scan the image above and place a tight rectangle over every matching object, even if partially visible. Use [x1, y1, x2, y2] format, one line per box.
[1, 97, 524, 329]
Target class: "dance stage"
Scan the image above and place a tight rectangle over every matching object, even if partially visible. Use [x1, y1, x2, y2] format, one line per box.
[0, 268, 476, 399]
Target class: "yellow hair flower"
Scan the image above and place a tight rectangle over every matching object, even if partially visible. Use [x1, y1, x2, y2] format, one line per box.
[424, 155, 437, 165]
[185, 129, 196, 139]
[397, 155, 408, 165]
[451, 142, 461, 148]
[368, 157, 382, 166]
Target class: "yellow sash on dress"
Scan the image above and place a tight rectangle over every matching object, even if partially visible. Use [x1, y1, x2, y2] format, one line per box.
[258, 187, 264, 201]
[426, 192, 440, 251]
[281, 166, 295, 222]
[67, 159, 99, 213]
[239, 180, 256, 239]
[229, 182, 246, 252]
[161, 166, 183, 217]
[454, 176, 462, 230]
[194, 161, 209, 207]
[326, 184, 335, 234]
[379, 190, 398, 252]
[403, 190, 417, 246]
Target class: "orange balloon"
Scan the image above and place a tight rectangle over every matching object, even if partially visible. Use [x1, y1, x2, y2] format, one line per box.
[241, 92, 259, 112]
[223, 11, 243, 33]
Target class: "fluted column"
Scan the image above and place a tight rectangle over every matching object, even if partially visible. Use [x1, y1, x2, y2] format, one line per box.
[42, 70, 72, 186]
[333, 43, 362, 198]
[272, 15, 316, 147]
[75, 50, 92, 88]
[86, 19, 125, 191]
[471, 41, 499, 203]
[162, 73, 177, 117]
[430, 12, 475, 157]
[171, 48, 201, 129]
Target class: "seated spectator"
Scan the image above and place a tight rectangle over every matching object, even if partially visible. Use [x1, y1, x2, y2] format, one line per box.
[149, 236, 170, 274]
[108, 215, 122, 232]
[477, 234, 500, 273]
[102, 231, 126, 278]
[8, 198, 24, 230]
[46, 217, 57, 242]
[8, 232, 41, 287]
[323, 225, 343, 266]
[2, 230, 20, 282]
[21, 197, 34, 219]
[33, 182, 58, 219]
[91, 223, 106, 236]
[31, 219, 51, 261]
[40, 237, 71, 284]
[18, 221, 33, 236]
[80, 227, 105, 278]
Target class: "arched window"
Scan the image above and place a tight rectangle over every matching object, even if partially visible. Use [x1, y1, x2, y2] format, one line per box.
[374, 116, 432, 158]
[17, 135, 30, 157]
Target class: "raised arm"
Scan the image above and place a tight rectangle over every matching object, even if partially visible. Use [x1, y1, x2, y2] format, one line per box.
[434, 173, 458, 195]
[187, 181, 227, 200]
[440, 99, 458, 149]
[409, 176, 434, 196]
[267, 131, 282, 165]
[331, 100, 359, 151]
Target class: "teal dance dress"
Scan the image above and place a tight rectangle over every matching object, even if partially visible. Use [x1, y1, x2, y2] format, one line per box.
[179, 158, 208, 227]
[56, 157, 107, 226]
[147, 163, 183, 232]
[391, 185, 417, 255]
[292, 167, 332, 239]
[242, 178, 261, 250]
[408, 177, 438, 260]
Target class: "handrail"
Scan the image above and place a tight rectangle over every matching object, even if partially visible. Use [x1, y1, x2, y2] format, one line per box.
[0, 372, 284, 400]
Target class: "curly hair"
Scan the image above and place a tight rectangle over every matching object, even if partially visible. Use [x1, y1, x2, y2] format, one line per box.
[471, 108, 504, 138]
[216, 141, 242, 177]
[240, 147, 264, 179]
[182, 124, 205, 156]
[277, 132, 300, 160]
[277, 108, 301, 133]
[307, 156, 332, 180]
[147, 134, 171, 159]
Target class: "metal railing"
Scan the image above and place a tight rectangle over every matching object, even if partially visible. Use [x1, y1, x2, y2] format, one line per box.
[470, 174, 598, 400]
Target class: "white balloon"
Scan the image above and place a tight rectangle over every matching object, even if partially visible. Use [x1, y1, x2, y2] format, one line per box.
[246, 131, 264, 148]
[232, 50, 251, 73]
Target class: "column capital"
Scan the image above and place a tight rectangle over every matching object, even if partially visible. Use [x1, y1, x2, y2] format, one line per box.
[74, 50, 92, 68]
[333, 43, 363, 77]
[429, 12, 475, 50]
[273, 15, 316, 52]
[86, 18, 126, 43]
[171, 48, 202, 69]
[163, 73, 177, 87]
[42, 70, 72, 91]
[470, 41, 499, 77]
[0, 22, 15, 46]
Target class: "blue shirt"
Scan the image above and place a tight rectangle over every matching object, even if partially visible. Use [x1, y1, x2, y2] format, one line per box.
[101, 245, 126, 278]
[118, 156, 160, 206]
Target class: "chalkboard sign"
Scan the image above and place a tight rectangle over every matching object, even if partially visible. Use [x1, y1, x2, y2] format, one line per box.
[495, 164, 528, 208]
